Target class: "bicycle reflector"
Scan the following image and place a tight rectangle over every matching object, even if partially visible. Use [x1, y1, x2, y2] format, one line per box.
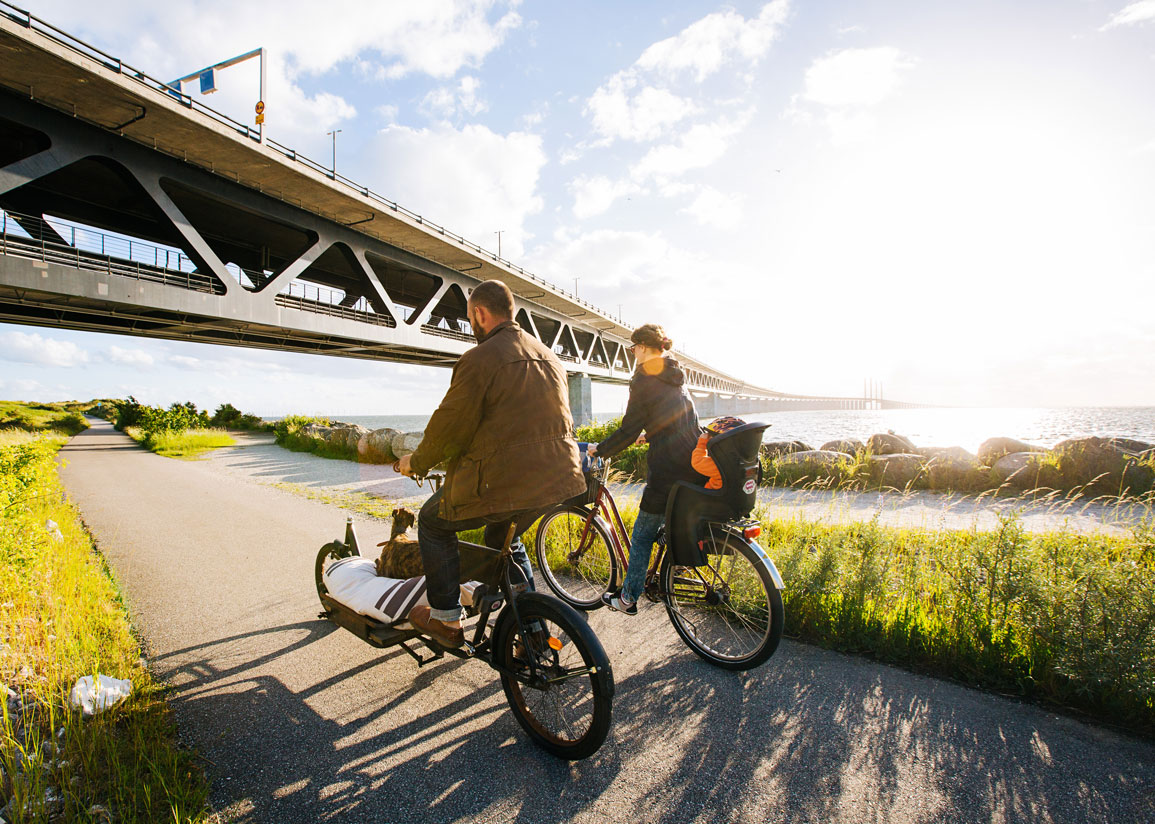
[548, 636, 564, 651]
[743, 524, 762, 539]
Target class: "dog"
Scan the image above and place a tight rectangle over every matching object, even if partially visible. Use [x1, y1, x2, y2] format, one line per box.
[375, 507, 424, 579]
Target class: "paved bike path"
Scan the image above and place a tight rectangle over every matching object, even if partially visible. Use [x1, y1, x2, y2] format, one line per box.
[59, 420, 1155, 823]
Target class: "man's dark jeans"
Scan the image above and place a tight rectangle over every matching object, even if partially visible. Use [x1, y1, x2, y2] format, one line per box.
[417, 487, 537, 623]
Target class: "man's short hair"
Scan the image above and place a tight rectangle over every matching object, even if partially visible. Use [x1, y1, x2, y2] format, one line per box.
[469, 280, 514, 318]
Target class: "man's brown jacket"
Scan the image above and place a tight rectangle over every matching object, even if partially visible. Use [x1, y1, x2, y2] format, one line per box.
[410, 319, 585, 521]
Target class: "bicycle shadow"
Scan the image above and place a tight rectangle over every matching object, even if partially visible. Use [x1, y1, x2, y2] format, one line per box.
[596, 626, 1155, 824]
[149, 616, 625, 823]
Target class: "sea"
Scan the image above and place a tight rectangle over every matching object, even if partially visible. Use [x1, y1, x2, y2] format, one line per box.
[315, 407, 1155, 455]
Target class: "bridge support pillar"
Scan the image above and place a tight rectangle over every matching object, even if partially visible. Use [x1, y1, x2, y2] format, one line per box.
[568, 372, 593, 429]
[696, 393, 717, 419]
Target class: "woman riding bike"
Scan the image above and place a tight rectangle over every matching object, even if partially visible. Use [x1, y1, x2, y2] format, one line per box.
[588, 323, 705, 615]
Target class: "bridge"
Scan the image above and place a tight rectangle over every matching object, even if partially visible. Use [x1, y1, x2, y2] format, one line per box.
[0, 5, 926, 422]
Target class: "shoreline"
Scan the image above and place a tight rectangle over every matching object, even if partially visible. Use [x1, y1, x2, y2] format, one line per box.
[212, 431, 1145, 535]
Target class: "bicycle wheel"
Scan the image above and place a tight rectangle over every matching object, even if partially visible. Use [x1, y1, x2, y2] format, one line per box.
[660, 534, 783, 670]
[534, 505, 618, 610]
[494, 592, 614, 760]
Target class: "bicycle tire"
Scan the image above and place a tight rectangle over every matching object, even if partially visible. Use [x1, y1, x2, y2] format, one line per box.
[494, 592, 614, 760]
[533, 505, 618, 610]
[660, 533, 783, 671]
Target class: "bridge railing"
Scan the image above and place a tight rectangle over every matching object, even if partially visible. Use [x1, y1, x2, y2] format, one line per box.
[0, 0, 631, 331]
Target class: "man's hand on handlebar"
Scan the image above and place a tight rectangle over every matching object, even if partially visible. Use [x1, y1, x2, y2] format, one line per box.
[394, 454, 415, 477]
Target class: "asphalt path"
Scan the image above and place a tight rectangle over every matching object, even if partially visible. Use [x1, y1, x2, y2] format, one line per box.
[58, 420, 1155, 823]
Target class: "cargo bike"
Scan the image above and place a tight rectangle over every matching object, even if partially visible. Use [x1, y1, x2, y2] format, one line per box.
[314, 472, 614, 760]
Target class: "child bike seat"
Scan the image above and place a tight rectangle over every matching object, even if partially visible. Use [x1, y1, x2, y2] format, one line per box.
[664, 421, 769, 566]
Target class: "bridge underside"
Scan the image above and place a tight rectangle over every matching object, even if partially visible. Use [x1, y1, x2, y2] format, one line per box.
[0, 91, 660, 380]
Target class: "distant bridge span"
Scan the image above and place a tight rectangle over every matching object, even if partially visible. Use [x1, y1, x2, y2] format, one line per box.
[0, 6, 925, 420]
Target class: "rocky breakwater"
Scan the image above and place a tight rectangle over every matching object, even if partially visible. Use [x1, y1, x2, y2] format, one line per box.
[761, 433, 1155, 495]
[297, 421, 426, 464]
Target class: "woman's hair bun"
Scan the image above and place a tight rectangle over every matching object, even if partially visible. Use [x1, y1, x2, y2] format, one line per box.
[631, 323, 672, 351]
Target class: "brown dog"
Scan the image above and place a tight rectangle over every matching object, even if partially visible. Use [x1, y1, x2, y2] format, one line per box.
[375, 507, 424, 579]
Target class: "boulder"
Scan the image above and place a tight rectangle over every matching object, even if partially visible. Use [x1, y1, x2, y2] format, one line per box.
[762, 440, 813, 459]
[1106, 437, 1154, 456]
[820, 438, 865, 455]
[868, 454, 926, 488]
[992, 452, 1051, 489]
[391, 431, 424, 458]
[301, 423, 333, 441]
[1052, 436, 1144, 492]
[327, 423, 370, 451]
[978, 437, 1044, 466]
[777, 449, 850, 468]
[925, 454, 988, 491]
[915, 446, 978, 464]
[359, 427, 399, 463]
[866, 432, 916, 455]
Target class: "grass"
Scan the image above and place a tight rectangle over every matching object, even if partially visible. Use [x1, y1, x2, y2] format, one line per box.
[124, 427, 236, 460]
[0, 401, 90, 438]
[1, 433, 212, 822]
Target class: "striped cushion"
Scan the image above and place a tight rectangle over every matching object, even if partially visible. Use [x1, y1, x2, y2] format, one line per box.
[322, 556, 429, 624]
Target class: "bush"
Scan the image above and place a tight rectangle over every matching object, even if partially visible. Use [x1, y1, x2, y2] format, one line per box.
[575, 417, 649, 481]
[0, 401, 89, 437]
[208, 403, 266, 431]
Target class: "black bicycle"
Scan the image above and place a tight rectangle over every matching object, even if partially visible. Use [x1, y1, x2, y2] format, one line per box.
[315, 472, 614, 760]
[535, 422, 785, 670]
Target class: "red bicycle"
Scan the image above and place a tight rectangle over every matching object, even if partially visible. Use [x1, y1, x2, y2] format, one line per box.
[534, 422, 785, 670]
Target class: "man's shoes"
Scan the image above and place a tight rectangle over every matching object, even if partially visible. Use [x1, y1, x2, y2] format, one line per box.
[601, 591, 637, 616]
[408, 605, 465, 648]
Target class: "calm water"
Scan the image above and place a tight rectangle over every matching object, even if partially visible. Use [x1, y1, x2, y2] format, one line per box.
[327, 407, 1155, 455]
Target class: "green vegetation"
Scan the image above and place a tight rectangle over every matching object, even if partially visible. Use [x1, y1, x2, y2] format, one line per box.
[0, 401, 91, 437]
[271, 415, 362, 461]
[0, 433, 211, 822]
[769, 505, 1155, 735]
[575, 418, 648, 481]
[124, 427, 236, 460]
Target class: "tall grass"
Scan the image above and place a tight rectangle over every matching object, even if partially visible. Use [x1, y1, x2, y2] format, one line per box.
[0, 401, 89, 438]
[0, 434, 212, 822]
[767, 504, 1155, 734]
[125, 427, 236, 460]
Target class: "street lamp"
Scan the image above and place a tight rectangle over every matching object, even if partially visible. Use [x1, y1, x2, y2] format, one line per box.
[494, 230, 503, 259]
[327, 129, 342, 177]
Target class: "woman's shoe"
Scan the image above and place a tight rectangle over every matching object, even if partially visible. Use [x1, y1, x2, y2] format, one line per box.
[601, 591, 637, 616]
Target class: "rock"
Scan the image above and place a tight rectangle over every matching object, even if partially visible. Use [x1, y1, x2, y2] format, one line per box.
[926, 455, 990, 491]
[866, 432, 916, 455]
[992, 452, 1051, 488]
[358, 428, 399, 463]
[761, 440, 813, 459]
[979, 437, 1044, 466]
[820, 438, 865, 455]
[1053, 436, 1153, 493]
[391, 431, 424, 458]
[301, 423, 333, 441]
[915, 446, 978, 463]
[868, 454, 926, 488]
[326, 423, 369, 451]
[777, 450, 850, 468]
[1107, 437, 1154, 456]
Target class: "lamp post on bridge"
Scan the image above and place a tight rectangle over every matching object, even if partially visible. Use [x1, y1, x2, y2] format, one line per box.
[327, 129, 342, 177]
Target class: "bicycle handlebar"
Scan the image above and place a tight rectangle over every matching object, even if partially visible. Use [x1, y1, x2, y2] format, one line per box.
[392, 460, 444, 491]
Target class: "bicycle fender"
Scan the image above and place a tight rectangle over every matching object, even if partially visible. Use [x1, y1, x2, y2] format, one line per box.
[719, 526, 785, 591]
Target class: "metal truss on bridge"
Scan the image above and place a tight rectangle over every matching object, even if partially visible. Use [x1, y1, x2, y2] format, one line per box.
[0, 5, 927, 413]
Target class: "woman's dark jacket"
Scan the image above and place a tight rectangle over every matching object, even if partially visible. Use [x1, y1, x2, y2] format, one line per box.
[597, 356, 705, 514]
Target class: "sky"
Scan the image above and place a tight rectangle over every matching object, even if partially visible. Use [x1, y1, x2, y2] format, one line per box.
[2, 0, 1154, 415]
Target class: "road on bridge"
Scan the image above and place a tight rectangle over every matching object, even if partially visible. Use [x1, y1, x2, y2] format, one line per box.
[58, 420, 1155, 823]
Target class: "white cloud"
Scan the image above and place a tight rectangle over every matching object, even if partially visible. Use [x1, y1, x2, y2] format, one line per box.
[585, 79, 697, 143]
[369, 123, 545, 258]
[107, 346, 156, 367]
[421, 75, 488, 118]
[1100, 1, 1155, 30]
[632, 113, 751, 183]
[802, 47, 915, 107]
[679, 186, 745, 229]
[169, 355, 203, 370]
[0, 331, 90, 367]
[584, 1, 788, 145]
[570, 175, 643, 219]
[635, 1, 791, 82]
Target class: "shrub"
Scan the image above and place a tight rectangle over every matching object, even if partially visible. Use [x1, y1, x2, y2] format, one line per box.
[575, 417, 648, 481]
